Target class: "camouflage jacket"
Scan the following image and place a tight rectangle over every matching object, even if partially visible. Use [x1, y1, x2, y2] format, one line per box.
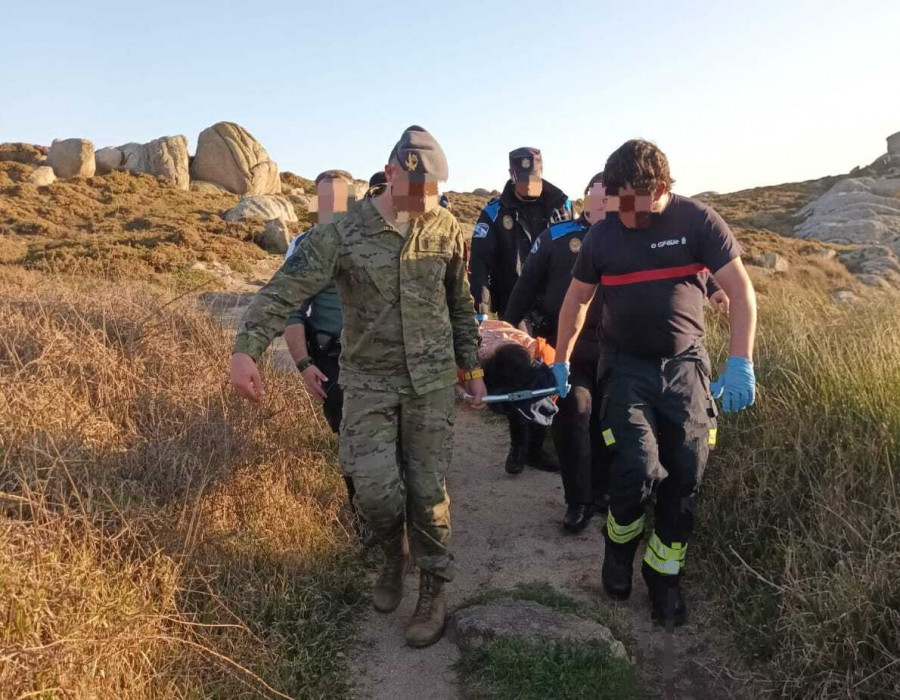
[233, 199, 480, 395]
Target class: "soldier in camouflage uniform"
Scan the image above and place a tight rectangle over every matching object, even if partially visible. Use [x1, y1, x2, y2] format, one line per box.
[230, 126, 486, 648]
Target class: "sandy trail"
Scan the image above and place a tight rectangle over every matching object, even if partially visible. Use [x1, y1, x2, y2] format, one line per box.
[350, 406, 752, 700]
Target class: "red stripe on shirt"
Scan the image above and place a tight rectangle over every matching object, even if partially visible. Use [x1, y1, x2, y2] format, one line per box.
[601, 263, 708, 287]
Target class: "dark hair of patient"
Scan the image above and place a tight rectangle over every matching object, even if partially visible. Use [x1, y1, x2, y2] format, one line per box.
[482, 343, 535, 394]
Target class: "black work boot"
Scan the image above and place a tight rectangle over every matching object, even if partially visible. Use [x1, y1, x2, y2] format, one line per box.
[505, 416, 527, 475]
[525, 425, 560, 472]
[405, 571, 448, 648]
[372, 532, 408, 613]
[562, 504, 596, 534]
[642, 563, 689, 627]
[602, 537, 639, 601]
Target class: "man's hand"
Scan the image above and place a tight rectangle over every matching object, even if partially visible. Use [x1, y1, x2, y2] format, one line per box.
[710, 356, 756, 413]
[709, 289, 730, 315]
[465, 377, 487, 409]
[302, 365, 329, 401]
[231, 352, 265, 403]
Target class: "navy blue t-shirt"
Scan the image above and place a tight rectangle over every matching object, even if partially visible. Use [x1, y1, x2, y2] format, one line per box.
[572, 194, 740, 358]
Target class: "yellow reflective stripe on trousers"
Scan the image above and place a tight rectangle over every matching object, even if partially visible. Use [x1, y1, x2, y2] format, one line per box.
[642, 532, 687, 575]
[708, 427, 718, 446]
[602, 428, 616, 446]
[606, 511, 645, 544]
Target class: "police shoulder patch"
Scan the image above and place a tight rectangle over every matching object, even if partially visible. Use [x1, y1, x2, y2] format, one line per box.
[483, 199, 501, 222]
[549, 219, 583, 241]
[472, 222, 490, 239]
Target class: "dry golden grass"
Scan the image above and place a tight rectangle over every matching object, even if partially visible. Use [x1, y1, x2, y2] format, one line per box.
[0, 164, 315, 285]
[696, 273, 900, 698]
[0, 268, 365, 699]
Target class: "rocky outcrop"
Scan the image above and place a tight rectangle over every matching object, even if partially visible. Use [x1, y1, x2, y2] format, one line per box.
[190, 122, 281, 195]
[0, 142, 46, 166]
[95, 137, 189, 189]
[888, 131, 900, 159]
[838, 245, 900, 288]
[95, 146, 124, 175]
[29, 166, 57, 186]
[47, 138, 95, 179]
[256, 219, 291, 254]
[794, 176, 900, 287]
[746, 251, 790, 273]
[448, 599, 628, 661]
[223, 195, 297, 223]
[120, 137, 190, 190]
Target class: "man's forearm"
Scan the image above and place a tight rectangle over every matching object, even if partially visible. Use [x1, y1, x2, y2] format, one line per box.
[555, 290, 589, 363]
[284, 323, 309, 363]
[728, 291, 757, 359]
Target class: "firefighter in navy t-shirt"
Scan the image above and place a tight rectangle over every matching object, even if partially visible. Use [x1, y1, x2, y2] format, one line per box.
[505, 172, 730, 535]
[553, 140, 758, 626]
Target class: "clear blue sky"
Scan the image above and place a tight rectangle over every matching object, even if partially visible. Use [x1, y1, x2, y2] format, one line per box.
[3, 1, 898, 197]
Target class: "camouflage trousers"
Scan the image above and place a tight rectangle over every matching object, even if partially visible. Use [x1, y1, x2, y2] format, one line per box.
[339, 385, 455, 580]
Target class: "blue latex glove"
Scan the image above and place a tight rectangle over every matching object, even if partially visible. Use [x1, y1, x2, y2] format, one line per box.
[709, 356, 756, 413]
[551, 362, 571, 399]
[475, 313, 488, 324]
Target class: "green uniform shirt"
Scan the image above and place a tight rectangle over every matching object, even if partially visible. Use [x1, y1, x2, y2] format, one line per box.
[234, 199, 480, 395]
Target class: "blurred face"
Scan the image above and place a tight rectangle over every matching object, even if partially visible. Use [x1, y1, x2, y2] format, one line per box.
[583, 182, 607, 224]
[604, 182, 669, 229]
[510, 168, 543, 198]
[310, 177, 352, 224]
[386, 162, 440, 219]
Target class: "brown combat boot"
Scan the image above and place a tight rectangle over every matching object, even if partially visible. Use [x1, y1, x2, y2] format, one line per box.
[372, 533, 408, 613]
[404, 571, 447, 648]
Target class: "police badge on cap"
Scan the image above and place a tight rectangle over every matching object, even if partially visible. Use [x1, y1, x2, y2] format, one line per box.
[509, 147, 543, 182]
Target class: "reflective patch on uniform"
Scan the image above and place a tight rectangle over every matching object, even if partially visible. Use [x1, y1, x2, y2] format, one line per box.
[530, 238, 541, 254]
[607, 511, 645, 544]
[643, 532, 687, 575]
[602, 428, 616, 446]
[569, 237, 582, 254]
[473, 222, 489, 239]
[708, 427, 718, 446]
[502, 214, 514, 230]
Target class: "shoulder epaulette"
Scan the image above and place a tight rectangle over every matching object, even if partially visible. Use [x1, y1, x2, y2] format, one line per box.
[550, 219, 583, 240]
[483, 198, 501, 222]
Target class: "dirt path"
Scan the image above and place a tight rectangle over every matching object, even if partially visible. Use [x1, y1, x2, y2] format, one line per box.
[350, 406, 754, 700]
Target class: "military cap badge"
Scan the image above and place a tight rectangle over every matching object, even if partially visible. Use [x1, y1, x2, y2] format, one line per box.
[521, 158, 531, 169]
[405, 152, 419, 172]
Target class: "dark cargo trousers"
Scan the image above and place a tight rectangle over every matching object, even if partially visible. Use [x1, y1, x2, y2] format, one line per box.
[597, 341, 717, 576]
[551, 352, 609, 506]
[307, 331, 354, 501]
[339, 385, 455, 581]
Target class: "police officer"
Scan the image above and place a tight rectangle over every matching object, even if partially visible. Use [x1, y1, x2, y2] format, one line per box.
[283, 169, 356, 519]
[230, 126, 486, 649]
[506, 172, 730, 534]
[554, 140, 757, 626]
[469, 148, 572, 474]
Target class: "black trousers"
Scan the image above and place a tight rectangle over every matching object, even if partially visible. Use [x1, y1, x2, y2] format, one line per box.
[598, 341, 717, 553]
[551, 354, 609, 505]
[308, 332, 352, 501]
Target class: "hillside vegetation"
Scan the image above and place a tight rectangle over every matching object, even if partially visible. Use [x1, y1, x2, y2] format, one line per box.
[0, 270, 366, 698]
[1, 164, 897, 698]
